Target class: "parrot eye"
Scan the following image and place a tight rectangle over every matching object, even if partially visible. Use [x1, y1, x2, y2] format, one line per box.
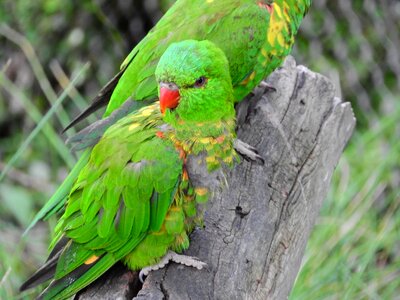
[193, 76, 207, 88]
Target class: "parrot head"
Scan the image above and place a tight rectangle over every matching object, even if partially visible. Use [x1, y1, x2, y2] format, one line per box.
[155, 40, 235, 123]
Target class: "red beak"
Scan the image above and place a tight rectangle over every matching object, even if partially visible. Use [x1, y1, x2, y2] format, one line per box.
[159, 85, 180, 114]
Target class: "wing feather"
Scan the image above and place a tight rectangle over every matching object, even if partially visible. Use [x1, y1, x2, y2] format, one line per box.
[22, 111, 182, 297]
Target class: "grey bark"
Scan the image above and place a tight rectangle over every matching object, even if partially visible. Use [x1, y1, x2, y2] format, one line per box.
[77, 57, 356, 300]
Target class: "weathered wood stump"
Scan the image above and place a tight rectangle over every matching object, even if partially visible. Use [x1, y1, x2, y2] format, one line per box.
[76, 57, 356, 300]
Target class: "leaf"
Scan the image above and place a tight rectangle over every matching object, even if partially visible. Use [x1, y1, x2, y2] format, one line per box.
[0, 183, 34, 227]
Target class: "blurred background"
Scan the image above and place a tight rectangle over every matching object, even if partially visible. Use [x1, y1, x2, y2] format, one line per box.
[0, 0, 399, 299]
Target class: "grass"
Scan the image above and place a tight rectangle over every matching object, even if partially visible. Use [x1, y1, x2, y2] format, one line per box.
[0, 26, 90, 299]
[291, 104, 400, 299]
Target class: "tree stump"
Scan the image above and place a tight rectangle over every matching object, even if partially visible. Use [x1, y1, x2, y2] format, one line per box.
[76, 57, 356, 300]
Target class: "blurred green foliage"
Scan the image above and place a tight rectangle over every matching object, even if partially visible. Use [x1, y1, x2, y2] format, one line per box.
[0, 0, 399, 299]
[291, 105, 400, 299]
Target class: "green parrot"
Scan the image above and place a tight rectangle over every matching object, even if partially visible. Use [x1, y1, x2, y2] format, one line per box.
[66, 0, 311, 129]
[20, 40, 238, 299]
[25, 0, 311, 232]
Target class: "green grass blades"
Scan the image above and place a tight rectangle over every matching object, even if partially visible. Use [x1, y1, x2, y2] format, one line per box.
[291, 104, 400, 299]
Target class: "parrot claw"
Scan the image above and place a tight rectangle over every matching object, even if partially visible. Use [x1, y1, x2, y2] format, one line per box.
[259, 81, 276, 92]
[139, 251, 207, 283]
[234, 139, 265, 165]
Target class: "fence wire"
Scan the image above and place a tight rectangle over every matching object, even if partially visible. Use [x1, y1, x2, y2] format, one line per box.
[294, 0, 400, 127]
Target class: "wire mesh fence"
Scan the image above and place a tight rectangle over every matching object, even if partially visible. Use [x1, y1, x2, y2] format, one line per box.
[294, 0, 400, 127]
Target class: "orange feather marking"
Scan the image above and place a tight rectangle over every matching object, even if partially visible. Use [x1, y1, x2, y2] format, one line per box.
[182, 168, 189, 181]
[156, 131, 165, 138]
[195, 187, 208, 196]
[84, 255, 99, 265]
[215, 135, 225, 144]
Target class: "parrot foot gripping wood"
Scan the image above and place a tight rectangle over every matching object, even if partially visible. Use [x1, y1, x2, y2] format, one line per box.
[233, 139, 265, 165]
[77, 56, 356, 300]
[139, 251, 207, 283]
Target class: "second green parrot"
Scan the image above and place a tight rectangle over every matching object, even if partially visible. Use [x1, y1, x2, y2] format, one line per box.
[67, 0, 312, 128]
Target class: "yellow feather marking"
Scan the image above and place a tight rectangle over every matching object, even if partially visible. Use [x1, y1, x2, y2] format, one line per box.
[273, 3, 283, 18]
[266, 3, 290, 54]
[224, 156, 233, 163]
[140, 107, 154, 116]
[278, 34, 285, 47]
[152, 231, 164, 236]
[195, 187, 208, 196]
[169, 206, 182, 212]
[129, 123, 140, 131]
[261, 48, 268, 58]
[249, 71, 256, 81]
[199, 137, 211, 144]
[152, 226, 166, 235]
[240, 71, 256, 86]
[175, 234, 186, 244]
[206, 0, 214, 3]
[283, 3, 291, 23]
[206, 156, 216, 163]
[84, 255, 99, 265]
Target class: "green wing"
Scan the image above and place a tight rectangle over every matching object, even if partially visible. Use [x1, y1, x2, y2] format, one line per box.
[21, 106, 183, 299]
[24, 100, 155, 233]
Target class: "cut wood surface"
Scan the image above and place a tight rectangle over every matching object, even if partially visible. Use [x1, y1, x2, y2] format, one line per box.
[76, 57, 356, 300]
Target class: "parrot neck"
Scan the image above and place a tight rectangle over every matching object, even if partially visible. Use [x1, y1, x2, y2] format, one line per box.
[161, 117, 238, 170]
[173, 117, 235, 149]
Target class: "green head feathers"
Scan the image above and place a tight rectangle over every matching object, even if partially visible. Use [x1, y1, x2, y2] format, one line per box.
[155, 40, 235, 123]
